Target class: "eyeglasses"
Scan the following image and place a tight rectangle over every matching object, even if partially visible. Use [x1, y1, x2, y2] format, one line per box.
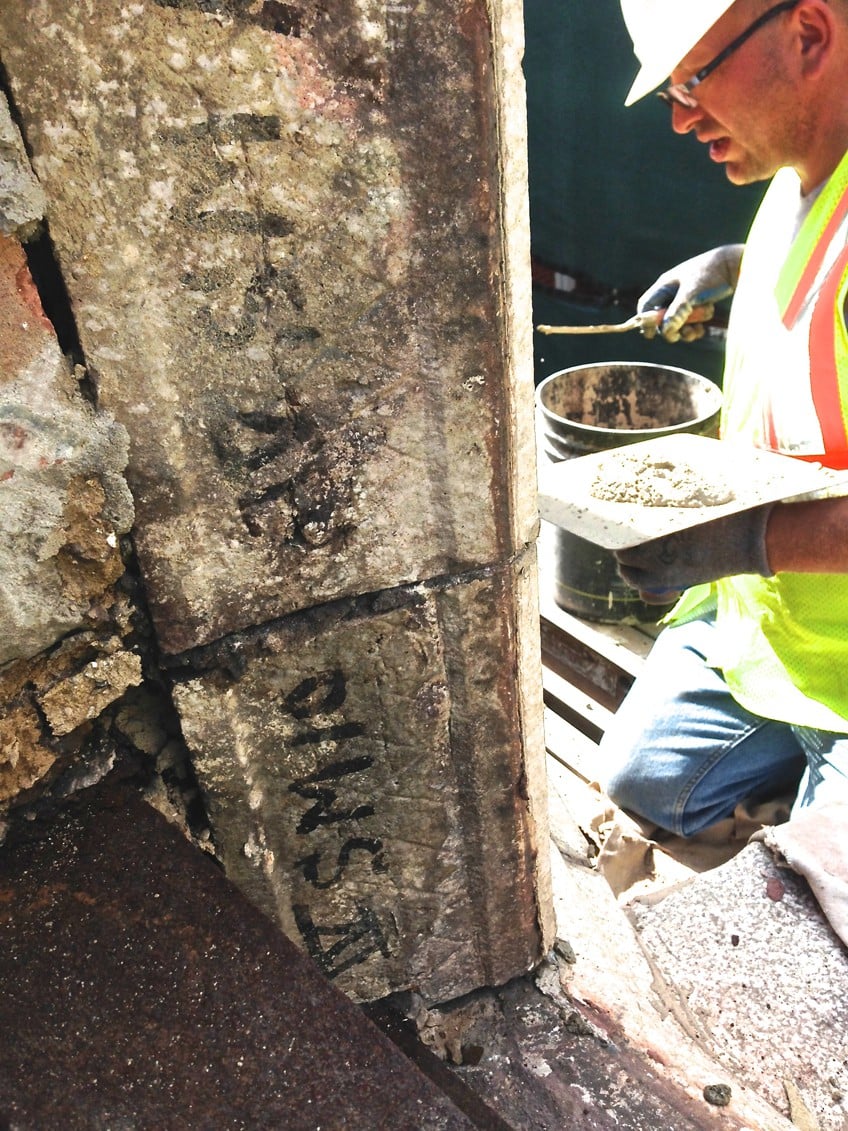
[657, 0, 800, 109]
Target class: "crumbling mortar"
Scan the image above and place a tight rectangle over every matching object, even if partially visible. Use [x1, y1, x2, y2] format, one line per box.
[112, 543, 217, 849]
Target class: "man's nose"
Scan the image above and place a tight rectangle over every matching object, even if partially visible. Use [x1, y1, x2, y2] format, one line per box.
[671, 100, 702, 135]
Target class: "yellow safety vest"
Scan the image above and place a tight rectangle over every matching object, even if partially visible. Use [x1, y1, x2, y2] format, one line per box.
[671, 150, 848, 730]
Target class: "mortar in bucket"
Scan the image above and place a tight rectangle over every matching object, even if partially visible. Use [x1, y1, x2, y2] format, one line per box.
[536, 360, 723, 622]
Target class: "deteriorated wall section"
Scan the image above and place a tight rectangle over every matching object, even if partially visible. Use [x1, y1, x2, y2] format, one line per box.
[0, 0, 551, 1002]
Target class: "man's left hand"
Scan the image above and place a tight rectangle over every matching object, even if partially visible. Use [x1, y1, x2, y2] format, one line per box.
[615, 504, 775, 599]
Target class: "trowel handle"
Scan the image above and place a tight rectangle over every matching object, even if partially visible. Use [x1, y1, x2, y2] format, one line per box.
[639, 282, 678, 315]
[536, 310, 662, 335]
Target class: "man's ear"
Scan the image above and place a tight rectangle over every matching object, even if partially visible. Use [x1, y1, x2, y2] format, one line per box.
[795, 1, 832, 76]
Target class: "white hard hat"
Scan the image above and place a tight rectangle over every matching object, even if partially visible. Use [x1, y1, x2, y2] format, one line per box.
[620, 0, 737, 105]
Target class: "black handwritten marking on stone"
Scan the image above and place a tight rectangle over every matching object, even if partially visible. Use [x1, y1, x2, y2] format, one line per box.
[211, 401, 316, 478]
[209, 395, 380, 545]
[284, 669, 348, 719]
[296, 837, 387, 889]
[213, 413, 293, 473]
[290, 721, 367, 747]
[217, 406, 362, 538]
[152, 0, 245, 12]
[234, 473, 356, 548]
[218, 407, 369, 540]
[293, 903, 391, 979]
[210, 112, 283, 143]
[180, 202, 292, 238]
[193, 264, 296, 348]
[243, 264, 306, 319]
[289, 755, 375, 834]
[161, 119, 298, 360]
[281, 668, 388, 971]
[152, 0, 303, 37]
[188, 209, 291, 235]
[274, 325, 321, 343]
[211, 411, 303, 477]
[165, 116, 283, 147]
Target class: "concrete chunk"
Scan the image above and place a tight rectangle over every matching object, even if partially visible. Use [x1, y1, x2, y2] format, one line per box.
[0, 94, 45, 238]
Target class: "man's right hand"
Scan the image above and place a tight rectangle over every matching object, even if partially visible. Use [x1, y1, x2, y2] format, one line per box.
[638, 244, 744, 343]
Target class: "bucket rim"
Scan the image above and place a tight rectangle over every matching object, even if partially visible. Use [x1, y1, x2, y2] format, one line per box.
[535, 360, 722, 436]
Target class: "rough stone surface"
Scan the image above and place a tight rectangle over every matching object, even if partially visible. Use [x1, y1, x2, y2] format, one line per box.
[0, 233, 138, 809]
[38, 647, 143, 736]
[0, 93, 45, 237]
[630, 841, 848, 1131]
[0, 0, 538, 655]
[430, 973, 758, 1130]
[0, 235, 134, 667]
[0, 600, 137, 806]
[0, 785, 477, 1130]
[172, 551, 549, 1003]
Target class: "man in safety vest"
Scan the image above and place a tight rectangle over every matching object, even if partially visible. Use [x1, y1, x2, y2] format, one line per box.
[600, 0, 848, 868]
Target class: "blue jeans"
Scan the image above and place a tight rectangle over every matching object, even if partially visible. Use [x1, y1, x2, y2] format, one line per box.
[599, 613, 848, 836]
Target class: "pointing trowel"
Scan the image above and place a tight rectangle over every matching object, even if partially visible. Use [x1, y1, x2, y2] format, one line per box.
[536, 310, 663, 336]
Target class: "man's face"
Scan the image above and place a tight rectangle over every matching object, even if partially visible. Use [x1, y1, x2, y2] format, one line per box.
[665, 2, 800, 186]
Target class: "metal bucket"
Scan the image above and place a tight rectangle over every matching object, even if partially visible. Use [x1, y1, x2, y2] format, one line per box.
[536, 361, 722, 623]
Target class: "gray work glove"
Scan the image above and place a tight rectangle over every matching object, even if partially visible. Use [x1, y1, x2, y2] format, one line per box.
[638, 244, 744, 343]
[615, 504, 774, 603]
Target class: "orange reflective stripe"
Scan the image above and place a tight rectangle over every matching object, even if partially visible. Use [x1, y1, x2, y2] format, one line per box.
[782, 449, 848, 470]
[777, 150, 848, 328]
[808, 243, 848, 456]
[753, 441, 848, 470]
[764, 407, 779, 451]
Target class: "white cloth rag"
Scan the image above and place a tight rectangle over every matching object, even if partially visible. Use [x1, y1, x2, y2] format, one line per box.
[758, 803, 848, 948]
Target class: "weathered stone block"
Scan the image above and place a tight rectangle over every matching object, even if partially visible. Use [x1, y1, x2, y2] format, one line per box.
[0, 0, 537, 653]
[172, 549, 550, 1002]
[0, 236, 134, 667]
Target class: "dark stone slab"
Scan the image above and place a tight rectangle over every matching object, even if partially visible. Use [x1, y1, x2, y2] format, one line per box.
[0, 786, 476, 1130]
